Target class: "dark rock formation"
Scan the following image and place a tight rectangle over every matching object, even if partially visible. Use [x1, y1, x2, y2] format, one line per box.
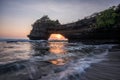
[28, 15, 60, 40]
[28, 4, 120, 42]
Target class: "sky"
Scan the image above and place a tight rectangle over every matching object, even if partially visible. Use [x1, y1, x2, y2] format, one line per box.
[0, 0, 119, 39]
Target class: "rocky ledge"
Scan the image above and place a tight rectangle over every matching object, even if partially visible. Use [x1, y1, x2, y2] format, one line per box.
[28, 4, 120, 42]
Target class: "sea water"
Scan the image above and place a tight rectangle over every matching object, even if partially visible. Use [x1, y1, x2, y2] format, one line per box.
[0, 39, 114, 80]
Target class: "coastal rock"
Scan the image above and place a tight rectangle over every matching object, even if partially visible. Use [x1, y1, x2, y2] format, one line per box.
[28, 4, 120, 42]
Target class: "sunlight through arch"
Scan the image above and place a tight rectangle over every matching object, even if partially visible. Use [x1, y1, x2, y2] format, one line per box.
[48, 34, 68, 41]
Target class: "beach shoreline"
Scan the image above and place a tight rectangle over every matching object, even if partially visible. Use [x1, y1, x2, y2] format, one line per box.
[79, 45, 120, 80]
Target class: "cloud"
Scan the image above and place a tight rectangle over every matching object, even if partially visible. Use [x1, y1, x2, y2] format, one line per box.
[1, 0, 119, 22]
[0, 0, 119, 38]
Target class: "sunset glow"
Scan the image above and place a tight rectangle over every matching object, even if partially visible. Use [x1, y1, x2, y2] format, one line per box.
[50, 59, 66, 65]
[0, 0, 119, 39]
[49, 41, 68, 65]
[49, 42, 67, 54]
[48, 34, 68, 40]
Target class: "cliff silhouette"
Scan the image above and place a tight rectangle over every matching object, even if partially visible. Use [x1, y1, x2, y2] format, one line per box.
[28, 4, 120, 42]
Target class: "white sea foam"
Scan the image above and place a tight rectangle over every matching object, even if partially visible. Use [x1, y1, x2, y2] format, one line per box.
[58, 50, 108, 80]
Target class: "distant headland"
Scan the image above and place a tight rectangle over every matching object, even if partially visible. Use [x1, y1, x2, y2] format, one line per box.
[28, 4, 120, 42]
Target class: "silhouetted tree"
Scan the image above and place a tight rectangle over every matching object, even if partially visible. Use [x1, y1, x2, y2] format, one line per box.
[40, 15, 50, 22]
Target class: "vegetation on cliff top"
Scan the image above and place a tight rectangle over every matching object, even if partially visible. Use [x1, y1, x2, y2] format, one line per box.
[33, 4, 120, 29]
[96, 5, 120, 28]
[28, 4, 120, 40]
[35, 15, 60, 27]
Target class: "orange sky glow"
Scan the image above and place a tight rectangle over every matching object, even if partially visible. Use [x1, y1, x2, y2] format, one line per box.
[48, 34, 68, 40]
[0, 0, 119, 39]
[0, 18, 32, 39]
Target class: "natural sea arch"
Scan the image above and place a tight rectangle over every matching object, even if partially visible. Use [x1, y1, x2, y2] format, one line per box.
[48, 34, 68, 41]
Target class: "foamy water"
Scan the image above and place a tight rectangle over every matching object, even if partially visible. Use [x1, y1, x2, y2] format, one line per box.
[0, 39, 115, 80]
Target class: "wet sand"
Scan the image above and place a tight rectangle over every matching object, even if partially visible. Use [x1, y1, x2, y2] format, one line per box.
[80, 45, 120, 80]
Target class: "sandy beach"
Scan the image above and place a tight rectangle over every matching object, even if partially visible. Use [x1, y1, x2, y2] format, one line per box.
[79, 45, 120, 80]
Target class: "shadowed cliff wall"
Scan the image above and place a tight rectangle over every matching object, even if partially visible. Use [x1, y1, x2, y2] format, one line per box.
[28, 4, 120, 41]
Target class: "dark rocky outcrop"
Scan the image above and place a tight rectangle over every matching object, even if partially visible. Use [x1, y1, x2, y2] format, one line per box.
[28, 4, 120, 42]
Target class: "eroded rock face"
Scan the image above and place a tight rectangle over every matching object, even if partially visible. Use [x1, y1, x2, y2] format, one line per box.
[28, 15, 96, 40]
[28, 15, 60, 40]
[28, 4, 120, 41]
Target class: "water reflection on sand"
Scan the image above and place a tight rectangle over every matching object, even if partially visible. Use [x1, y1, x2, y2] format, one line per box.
[49, 42, 67, 54]
[29, 41, 70, 65]
[48, 41, 69, 65]
[0, 40, 117, 80]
